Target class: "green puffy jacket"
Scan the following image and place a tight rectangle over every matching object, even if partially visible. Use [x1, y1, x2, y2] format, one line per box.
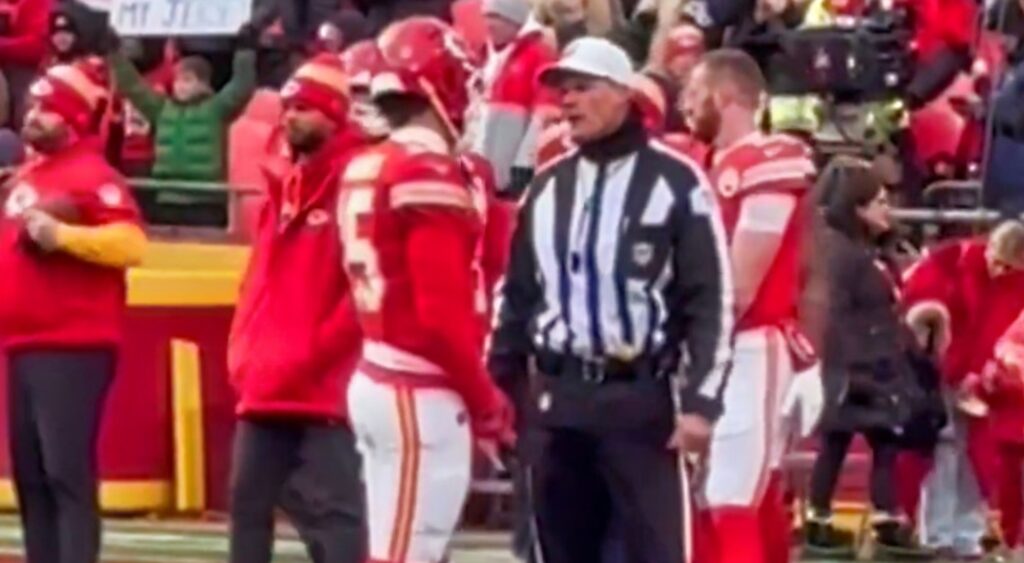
[110, 49, 256, 183]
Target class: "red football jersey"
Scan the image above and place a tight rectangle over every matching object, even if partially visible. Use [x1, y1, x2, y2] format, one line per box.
[459, 152, 514, 338]
[708, 132, 815, 330]
[336, 125, 498, 413]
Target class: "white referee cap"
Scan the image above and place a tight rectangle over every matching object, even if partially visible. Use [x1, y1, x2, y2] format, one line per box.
[539, 37, 634, 88]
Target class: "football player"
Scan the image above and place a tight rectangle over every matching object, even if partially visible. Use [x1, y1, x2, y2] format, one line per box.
[340, 40, 390, 142]
[338, 17, 514, 563]
[682, 48, 817, 563]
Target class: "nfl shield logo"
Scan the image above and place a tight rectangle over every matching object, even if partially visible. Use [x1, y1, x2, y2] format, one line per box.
[633, 243, 654, 267]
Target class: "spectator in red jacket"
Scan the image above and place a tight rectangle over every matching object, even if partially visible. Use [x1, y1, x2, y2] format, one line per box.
[469, 0, 556, 198]
[0, 60, 146, 563]
[900, 222, 1024, 554]
[226, 54, 366, 563]
[0, 0, 52, 128]
[902, 0, 978, 109]
[987, 302, 1024, 558]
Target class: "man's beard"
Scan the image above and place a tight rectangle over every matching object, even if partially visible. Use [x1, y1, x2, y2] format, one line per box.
[690, 104, 721, 144]
[287, 128, 327, 155]
[21, 122, 68, 154]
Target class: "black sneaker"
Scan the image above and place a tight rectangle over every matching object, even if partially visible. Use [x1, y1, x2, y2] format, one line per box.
[873, 519, 935, 560]
[803, 518, 856, 560]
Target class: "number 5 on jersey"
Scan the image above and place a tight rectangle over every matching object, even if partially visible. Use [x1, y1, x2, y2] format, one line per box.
[338, 187, 384, 313]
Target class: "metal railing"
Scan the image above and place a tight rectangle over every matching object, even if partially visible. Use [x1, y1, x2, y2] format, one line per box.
[127, 178, 263, 243]
[124, 177, 1016, 241]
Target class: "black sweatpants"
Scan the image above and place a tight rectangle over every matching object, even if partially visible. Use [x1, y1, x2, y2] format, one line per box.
[809, 428, 900, 514]
[7, 348, 116, 563]
[228, 418, 365, 563]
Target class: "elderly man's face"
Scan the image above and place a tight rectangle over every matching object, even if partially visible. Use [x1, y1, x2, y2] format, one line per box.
[556, 74, 632, 144]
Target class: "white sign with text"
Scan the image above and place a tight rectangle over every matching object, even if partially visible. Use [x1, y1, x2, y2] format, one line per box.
[110, 0, 251, 36]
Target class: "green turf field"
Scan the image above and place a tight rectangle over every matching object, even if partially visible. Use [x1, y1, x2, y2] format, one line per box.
[0, 515, 992, 562]
[0, 515, 515, 562]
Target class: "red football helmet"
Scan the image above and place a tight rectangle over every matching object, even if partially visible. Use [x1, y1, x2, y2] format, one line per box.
[341, 40, 386, 94]
[373, 16, 478, 138]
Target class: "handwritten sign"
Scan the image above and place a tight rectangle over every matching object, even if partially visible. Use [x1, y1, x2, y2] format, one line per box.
[110, 0, 251, 36]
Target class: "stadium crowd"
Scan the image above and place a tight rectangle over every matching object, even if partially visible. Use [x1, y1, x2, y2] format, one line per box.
[5, 0, 1024, 562]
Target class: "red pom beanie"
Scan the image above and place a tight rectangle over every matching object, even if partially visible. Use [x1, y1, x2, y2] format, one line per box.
[281, 53, 351, 124]
[28, 60, 108, 134]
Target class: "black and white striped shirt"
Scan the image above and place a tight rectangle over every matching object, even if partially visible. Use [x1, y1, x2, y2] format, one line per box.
[488, 127, 735, 420]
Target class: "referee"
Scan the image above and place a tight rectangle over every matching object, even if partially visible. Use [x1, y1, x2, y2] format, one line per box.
[489, 37, 734, 563]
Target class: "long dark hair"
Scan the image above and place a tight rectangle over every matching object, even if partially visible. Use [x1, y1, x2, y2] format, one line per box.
[817, 156, 885, 241]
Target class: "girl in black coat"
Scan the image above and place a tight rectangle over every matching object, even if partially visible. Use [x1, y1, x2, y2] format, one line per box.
[802, 157, 934, 560]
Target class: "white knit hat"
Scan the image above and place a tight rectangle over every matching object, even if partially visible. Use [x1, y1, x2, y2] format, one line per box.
[483, 0, 532, 26]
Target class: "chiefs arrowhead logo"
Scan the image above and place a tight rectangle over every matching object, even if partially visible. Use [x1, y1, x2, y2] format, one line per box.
[307, 209, 330, 227]
[29, 79, 54, 98]
[715, 168, 740, 198]
[4, 183, 38, 218]
[98, 183, 123, 207]
[281, 80, 300, 98]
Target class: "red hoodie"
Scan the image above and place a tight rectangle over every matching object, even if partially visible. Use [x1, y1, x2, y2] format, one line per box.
[0, 139, 141, 349]
[228, 130, 365, 422]
[902, 239, 1024, 387]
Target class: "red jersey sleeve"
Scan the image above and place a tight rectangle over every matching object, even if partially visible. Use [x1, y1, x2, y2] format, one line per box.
[461, 153, 514, 301]
[388, 155, 502, 417]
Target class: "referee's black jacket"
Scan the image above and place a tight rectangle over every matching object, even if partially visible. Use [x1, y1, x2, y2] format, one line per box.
[488, 113, 735, 421]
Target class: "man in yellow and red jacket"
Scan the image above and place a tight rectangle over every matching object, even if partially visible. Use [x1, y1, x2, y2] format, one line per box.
[0, 61, 146, 563]
[226, 54, 367, 563]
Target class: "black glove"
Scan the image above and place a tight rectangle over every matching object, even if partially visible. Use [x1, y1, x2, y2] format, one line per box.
[236, 22, 260, 51]
[98, 24, 120, 56]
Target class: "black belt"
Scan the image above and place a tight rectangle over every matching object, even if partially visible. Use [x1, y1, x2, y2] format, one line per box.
[536, 352, 669, 384]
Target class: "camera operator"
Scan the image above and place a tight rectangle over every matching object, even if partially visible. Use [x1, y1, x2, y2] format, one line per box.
[685, 0, 974, 106]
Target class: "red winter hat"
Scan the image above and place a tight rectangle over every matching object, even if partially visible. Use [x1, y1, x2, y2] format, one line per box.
[28, 60, 108, 134]
[281, 53, 351, 124]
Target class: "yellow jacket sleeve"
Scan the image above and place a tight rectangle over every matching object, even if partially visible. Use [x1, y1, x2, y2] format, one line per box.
[55, 222, 148, 269]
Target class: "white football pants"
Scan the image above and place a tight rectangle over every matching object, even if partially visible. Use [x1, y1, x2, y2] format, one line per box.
[347, 370, 472, 563]
[705, 327, 794, 507]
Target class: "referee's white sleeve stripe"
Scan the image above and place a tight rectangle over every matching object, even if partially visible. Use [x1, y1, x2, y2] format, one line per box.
[696, 183, 736, 399]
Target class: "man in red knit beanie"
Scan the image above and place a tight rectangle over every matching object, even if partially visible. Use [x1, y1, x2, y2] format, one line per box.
[0, 59, 145, 563]
[227, 53, 367, 563]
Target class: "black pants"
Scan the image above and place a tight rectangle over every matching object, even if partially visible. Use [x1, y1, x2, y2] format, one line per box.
[228, 418, 365, 563]
[7, 348, 116, 563]
[530, 372, 684, 563]
[809, 428, 900, 514]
